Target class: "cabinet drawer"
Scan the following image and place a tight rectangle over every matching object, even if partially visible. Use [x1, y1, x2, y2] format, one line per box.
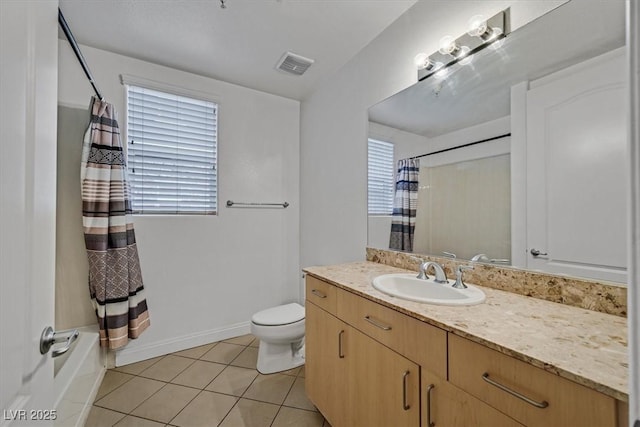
[337, 289, 446, 378]
[448, 334, 616, 427]
[305, 275, 338, 315]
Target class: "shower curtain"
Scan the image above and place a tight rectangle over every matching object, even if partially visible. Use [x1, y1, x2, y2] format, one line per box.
[81, 96, 149, 349]
[389, 158, 420, 251]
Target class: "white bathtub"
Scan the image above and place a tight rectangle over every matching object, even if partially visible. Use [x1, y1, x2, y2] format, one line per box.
[53, 326, 105, 427]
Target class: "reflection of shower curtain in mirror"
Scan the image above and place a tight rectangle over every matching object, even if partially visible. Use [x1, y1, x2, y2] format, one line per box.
[81, 96, 150, 349]
[389, 158, 419, 251]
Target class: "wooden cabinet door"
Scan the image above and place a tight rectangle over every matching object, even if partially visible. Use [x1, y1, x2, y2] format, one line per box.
[305, 301, 349, 427]
[422, 370, 524, 427]
[347, 326, 420, 427]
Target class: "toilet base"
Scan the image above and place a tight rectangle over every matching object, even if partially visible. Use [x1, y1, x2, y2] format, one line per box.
[256, 339, 305, 374]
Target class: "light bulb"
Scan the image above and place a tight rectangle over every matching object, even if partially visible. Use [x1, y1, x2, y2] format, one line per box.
[438, 35, 460, 56]
[467, 15, 488, 37]
[467, 14, 502, 41]
[413, 53, 430, 70]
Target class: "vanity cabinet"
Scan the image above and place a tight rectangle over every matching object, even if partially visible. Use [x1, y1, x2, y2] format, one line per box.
[305, 274, 623, 427]
[305, 278, 422, 427]
[448, 334, 617, 427]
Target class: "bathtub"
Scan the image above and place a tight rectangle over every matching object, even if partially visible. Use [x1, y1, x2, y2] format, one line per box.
[53, 326, 105, 427]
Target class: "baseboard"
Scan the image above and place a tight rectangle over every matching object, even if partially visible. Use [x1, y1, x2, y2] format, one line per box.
[114, 321, 251, 366]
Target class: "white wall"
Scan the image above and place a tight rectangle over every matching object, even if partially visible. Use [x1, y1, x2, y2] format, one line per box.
[58, 42, 300, 364]
[300, 0, 566, 269]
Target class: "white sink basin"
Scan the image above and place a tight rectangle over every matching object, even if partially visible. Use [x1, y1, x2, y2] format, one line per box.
[372, 273, 486, 306]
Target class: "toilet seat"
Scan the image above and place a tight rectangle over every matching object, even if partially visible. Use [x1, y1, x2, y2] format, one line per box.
[251, 303, 305, 326]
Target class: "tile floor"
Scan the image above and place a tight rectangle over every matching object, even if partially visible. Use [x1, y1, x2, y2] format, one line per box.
[86, 335, 330, 427]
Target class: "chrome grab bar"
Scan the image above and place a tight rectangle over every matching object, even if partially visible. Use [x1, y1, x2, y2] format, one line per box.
[226, 200, 289, 208]
[40, 327, 80, 358]
[482, 372, 549, 408]
[311, 289, 327, 299]
[364, 315, 392, 331]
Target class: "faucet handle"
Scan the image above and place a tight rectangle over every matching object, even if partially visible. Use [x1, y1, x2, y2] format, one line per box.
[453, 265, 473, 289]
[409, 256, 428, 279]
[442, 251, 457, 259]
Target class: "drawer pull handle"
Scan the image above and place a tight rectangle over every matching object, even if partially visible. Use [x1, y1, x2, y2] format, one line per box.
[402, 371, 411, 410]
[338, 330, 345, 358]
[364, 315, 392, 331]
[482, 373, 549, 409]
[311, 289, 327, 299]
[426, 384, 435, 426]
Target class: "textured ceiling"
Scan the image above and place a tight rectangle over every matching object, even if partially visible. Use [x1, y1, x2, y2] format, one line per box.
[58, 0, 417, 100]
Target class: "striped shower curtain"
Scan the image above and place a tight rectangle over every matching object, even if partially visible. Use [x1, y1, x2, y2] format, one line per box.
[81, 96, 150, 349]
[389, 158, 420, 251]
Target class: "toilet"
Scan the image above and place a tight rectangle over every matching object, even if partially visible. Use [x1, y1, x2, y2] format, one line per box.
[250, 303, 305, 374]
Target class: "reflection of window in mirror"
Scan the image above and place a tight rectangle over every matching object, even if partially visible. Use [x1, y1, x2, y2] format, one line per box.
[367, 138, 394, 216]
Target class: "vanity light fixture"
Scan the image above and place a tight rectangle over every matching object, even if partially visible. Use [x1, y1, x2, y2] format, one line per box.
[413, 53, 443, 72]
[438, 35, 463, 57]
[467, 15, 503, 41]
[415, 8, 510, 81]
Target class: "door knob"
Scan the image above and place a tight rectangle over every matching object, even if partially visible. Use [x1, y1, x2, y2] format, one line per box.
[530, 248, 548, 257]
[40, 326, 79, 357]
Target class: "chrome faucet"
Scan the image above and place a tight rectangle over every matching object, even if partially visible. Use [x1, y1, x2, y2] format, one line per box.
[471, 253, 510, 264]
[419, 261, 448, 284]
[470, 253, 490, 262]
[453, 265, 473, 289]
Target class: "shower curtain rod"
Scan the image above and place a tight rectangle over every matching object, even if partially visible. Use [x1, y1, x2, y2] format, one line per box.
[409, 133, 511, 160]
[58, 8, 104, 101]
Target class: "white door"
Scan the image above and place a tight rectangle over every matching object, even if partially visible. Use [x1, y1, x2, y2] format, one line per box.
[1, 1, 58, 425]
[526, 48, 627, 283]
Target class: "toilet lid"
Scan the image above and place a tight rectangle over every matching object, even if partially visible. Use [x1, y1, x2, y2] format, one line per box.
[252, 303, 305, 326]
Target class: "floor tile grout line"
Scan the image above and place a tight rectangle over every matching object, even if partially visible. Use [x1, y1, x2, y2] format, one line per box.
[105, 378, 169, 420]
[215, 393, 242, 427]
[137, 354, 198, 384]
[93, 371, 137, 403]
[166, 387, 221, 427]
[113, 353, 167, 376]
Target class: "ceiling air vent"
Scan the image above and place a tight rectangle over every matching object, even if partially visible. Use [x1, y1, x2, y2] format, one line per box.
[276, 51, 314, 76]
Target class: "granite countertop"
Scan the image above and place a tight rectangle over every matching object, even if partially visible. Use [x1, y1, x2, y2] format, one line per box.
[303, 261, 628, 402]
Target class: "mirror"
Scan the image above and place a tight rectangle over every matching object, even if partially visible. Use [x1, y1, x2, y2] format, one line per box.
[367, 0, 626, 278]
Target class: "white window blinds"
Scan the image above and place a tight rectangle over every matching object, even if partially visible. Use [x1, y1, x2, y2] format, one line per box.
[368, 138, 395, 215]
[126, 85, 218, 215]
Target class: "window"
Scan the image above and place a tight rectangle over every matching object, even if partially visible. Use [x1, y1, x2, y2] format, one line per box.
[126, 84, 218, 214]
[367, 138, 395, 215]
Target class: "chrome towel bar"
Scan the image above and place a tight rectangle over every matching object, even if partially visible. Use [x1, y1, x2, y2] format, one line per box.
[226, 200, 289, 208]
